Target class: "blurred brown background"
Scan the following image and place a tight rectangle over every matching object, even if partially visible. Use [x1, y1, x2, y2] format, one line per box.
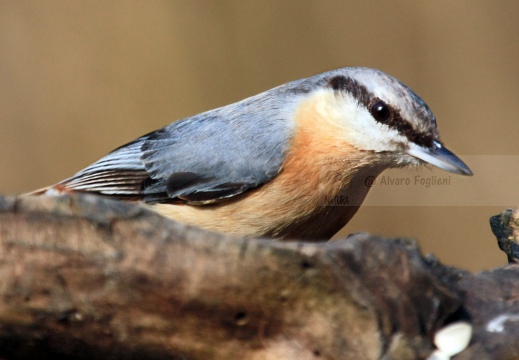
[1, 1, 517, 271]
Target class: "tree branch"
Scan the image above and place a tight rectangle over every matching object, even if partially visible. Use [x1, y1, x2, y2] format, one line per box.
[0, 194, 517, 359]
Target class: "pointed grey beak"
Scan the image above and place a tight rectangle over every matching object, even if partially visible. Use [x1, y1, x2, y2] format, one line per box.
[407, 140, 473, 176]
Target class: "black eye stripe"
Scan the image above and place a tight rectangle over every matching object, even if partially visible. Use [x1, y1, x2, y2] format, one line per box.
[327, 76, 434, 148]
[328, 75, 372, 106]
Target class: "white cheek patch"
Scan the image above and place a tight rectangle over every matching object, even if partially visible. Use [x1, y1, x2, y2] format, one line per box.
[334, 92, 407, 152]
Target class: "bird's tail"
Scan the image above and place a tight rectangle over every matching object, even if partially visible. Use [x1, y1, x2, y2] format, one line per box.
[22, 184, 70, 196]
[23, 186, 51, 196]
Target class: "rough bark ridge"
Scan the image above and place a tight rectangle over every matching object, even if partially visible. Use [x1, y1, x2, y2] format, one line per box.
[0, 194, 517, 359]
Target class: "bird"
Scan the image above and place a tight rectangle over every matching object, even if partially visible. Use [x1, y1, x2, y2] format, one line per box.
[29, 67, 472, 241]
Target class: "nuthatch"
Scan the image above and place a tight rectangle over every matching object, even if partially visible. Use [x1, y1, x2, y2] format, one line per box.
[30, 67, 472, 241]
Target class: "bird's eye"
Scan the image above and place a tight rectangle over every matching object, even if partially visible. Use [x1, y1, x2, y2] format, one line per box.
[370, 100, 392, 123]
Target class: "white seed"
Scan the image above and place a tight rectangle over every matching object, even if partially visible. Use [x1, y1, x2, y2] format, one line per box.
[434, 321, 473, 356]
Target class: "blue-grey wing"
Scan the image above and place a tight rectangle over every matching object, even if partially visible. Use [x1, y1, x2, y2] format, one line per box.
[59, 92, 296, 204]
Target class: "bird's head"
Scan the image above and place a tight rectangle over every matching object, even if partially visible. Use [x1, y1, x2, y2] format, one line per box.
[291, 67, 472, 176]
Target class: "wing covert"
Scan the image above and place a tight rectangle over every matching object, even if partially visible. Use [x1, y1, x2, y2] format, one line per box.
[139, 95, 295, 203]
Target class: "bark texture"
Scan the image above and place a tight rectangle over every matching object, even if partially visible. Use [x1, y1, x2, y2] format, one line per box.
[0, 194, 517, 359]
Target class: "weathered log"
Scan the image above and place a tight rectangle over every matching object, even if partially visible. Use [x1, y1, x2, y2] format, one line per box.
[490, 208, 519, 264]
[0, 194, 517, 359]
